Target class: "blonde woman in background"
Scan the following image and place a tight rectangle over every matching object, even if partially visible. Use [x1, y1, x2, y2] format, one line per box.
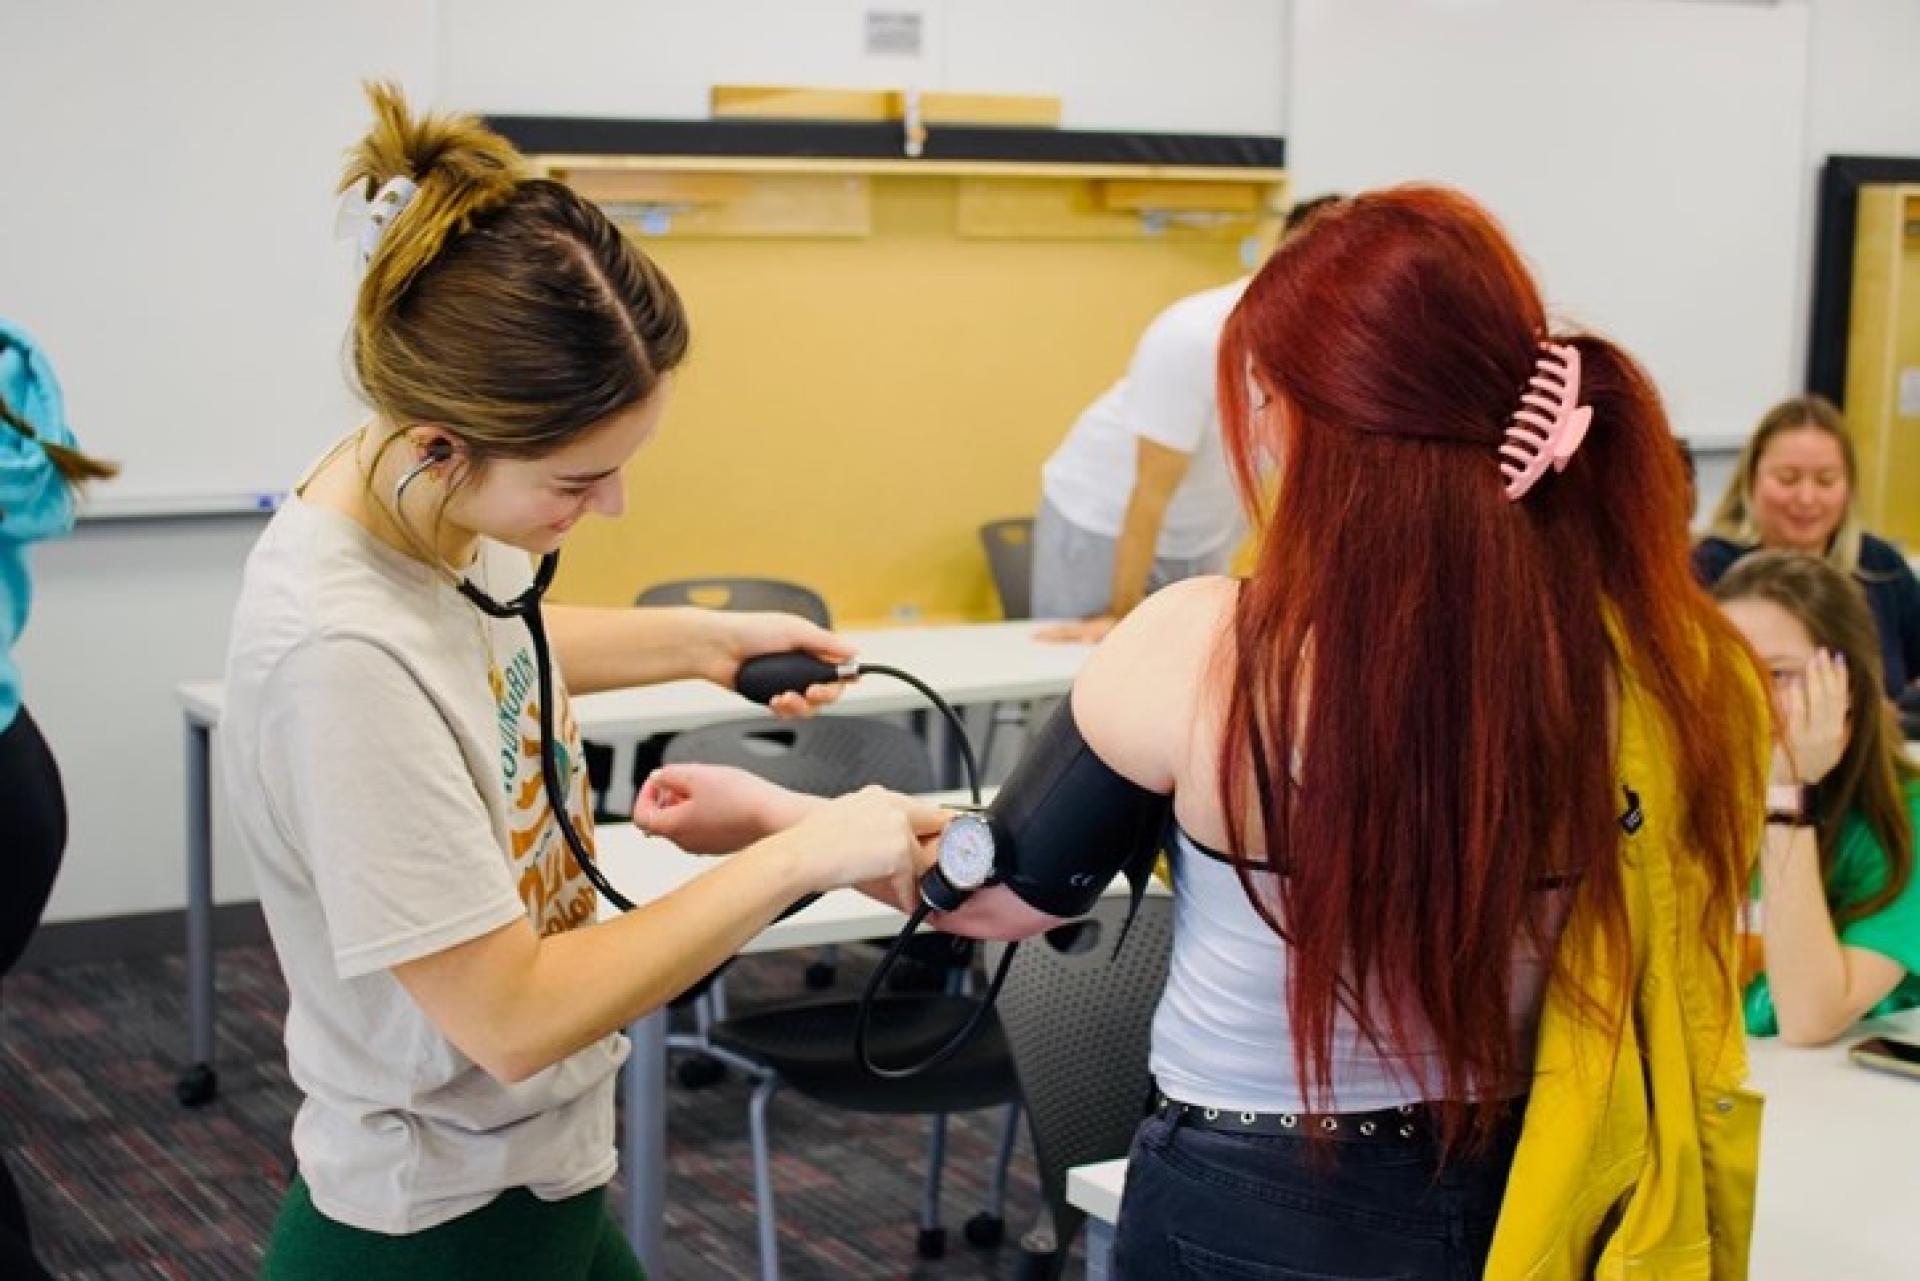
[1695, 395, 1920, 708]
[222, 87, 941, 1280]
[1714, 551, 1920, 1044]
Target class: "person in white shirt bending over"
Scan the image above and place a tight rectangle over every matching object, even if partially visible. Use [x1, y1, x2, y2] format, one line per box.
[1033, 194, 1341, 643]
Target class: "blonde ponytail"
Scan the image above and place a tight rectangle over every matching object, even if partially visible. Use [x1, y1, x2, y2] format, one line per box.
[339, 82, 524, 333]
[337, 84, 688, 466]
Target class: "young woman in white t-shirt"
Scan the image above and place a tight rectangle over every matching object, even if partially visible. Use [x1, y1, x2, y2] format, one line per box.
[223, 87, 940, 1281]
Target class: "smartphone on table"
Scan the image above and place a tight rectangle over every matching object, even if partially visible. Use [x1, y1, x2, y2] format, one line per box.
[1849, 1035, 1920, 1081]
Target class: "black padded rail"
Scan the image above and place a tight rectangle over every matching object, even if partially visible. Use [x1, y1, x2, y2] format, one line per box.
[487, 115, 1285, 170]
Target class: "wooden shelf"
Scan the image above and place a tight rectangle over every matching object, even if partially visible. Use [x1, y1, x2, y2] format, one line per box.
[536, 152, 1284, 185]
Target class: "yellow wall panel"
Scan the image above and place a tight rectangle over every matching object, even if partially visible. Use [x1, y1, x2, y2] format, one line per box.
[552, 174, 1257, 625]
[1845, 186, 1920, 547]
[1886, 205, 1920, 545]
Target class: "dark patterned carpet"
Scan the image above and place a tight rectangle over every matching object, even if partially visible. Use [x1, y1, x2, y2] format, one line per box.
[0, 945, 1085, 1280]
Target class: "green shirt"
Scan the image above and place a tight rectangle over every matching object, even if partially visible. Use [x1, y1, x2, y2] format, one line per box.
[1744, 780, 1920, 1036]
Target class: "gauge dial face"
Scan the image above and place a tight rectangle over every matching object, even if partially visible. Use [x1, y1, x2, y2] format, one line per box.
[938, 813, 998, 890]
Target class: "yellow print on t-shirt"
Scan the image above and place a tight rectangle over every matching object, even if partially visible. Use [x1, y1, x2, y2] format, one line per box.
[493, 645, 599, 936]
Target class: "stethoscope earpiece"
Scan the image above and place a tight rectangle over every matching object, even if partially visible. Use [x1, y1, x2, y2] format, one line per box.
[395, 439, 456, 507]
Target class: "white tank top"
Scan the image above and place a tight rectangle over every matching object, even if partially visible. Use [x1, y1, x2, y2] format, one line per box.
[1148, 826, 1560, 1114]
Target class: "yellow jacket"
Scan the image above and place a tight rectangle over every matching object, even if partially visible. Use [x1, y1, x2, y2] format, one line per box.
[1486, 667, 1766, 1280]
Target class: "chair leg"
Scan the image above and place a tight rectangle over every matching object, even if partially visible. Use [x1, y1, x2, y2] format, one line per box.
[964, 1099, 1019, 1250]
[671, 993, 728, 1090]
[748, 1074, 782, 1281]
[805, 945, 839, 990]
[979, 700, 1031, 781]
[917, 1111, 949, 1259]
[987, 1100, 1020, 1217]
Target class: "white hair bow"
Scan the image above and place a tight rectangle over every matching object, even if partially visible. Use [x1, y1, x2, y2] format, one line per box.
[333, 176, 419, 272]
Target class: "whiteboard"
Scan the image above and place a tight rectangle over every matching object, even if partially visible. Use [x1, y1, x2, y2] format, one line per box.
[0, 1, 435, 515]
[1287, 0, 1810, 449]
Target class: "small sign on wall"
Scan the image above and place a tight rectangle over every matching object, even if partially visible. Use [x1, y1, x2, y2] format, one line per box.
[865, 11, 924, 57]
[1900, 367, 1920, 419]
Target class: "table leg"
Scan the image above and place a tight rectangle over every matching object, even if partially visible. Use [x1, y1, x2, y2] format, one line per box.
[176, 718, 218, 1108]
[1085, 1218, 1115, 1281]
[607, 739, 640, 817]
[623, 1007, 668, 1275]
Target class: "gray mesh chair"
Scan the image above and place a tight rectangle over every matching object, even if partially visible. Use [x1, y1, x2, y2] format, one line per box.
[637, 580, 840, 983]
[989, 894, 1176, 1281]
[666, 713, 929, 997]
[709, 993, 1022, 1281]
[662, 715, 934, 799]
[584, 577, 833, 820]
[978, 518, 1037, 779]
[657, 714, 934, 1086]
[634, 576, 831, 624]
[979, 519, 1035, 621]
[668, 716, 1019, 1278]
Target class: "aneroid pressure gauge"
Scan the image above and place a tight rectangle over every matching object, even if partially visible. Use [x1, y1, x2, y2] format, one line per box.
[924, 810, 1003, 911]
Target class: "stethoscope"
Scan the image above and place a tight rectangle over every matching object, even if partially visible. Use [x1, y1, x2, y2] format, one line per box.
[399, 440, 1001, 1074]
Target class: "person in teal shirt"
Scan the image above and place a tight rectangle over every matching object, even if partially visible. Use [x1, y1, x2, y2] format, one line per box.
[1, 317, 115, 1279]
[1715, 550, 1920, 1041]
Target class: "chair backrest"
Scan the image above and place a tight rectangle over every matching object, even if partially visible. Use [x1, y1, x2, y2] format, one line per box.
[990, 894, 1174, 1275]
[662, 715, 936, 797]
[634, 577, 831, 627]
[979, 518, 1035, 621]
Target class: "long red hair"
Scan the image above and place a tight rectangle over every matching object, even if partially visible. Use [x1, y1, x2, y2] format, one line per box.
[1214, 186, 1766, 1149]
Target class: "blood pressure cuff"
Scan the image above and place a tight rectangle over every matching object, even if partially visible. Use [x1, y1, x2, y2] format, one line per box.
[988, 698, 1171, 923]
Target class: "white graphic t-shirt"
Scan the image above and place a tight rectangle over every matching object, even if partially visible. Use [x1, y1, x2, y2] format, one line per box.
[221, 494, 626, 1234]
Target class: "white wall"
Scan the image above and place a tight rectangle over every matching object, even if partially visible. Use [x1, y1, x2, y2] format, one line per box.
[1288, 0, 1812, 451]
[20, 519, 265, 921]
[0, 1, 437, 512]
[22, 0, 1289, 926]
[436, 0, 1289, 133]
[19, 0, 1920, 924]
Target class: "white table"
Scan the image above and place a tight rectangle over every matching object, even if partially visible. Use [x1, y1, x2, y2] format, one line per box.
[591, 821, 920, 1276]
[1066, 1008, 1920, 1280]
[170, 622, 1083, 1260]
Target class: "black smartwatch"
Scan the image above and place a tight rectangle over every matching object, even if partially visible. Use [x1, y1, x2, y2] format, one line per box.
[1765, 783, 1819, 829]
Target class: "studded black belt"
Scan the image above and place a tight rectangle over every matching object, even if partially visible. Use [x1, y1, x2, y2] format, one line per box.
[1153, 1088, 1436, 1142]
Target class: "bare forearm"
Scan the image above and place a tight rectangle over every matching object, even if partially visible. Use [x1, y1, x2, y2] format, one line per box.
[501, 839, 811, 1077]
[931, 885, 1066, 941]
[1760, 826, 1881, 1043]
[1108, 439, 1191, 616]
[545, 603, 724, 695]
[1108, 501, 1166, 618]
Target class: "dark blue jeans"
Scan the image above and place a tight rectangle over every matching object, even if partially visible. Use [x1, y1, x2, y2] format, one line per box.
[1110, 1105, 1520, 1280]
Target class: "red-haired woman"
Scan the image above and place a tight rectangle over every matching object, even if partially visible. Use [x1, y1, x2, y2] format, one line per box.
[639, 187, 1769, 1276]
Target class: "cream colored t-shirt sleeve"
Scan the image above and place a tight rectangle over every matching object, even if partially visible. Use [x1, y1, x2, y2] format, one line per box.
[258, 634, 527, 979]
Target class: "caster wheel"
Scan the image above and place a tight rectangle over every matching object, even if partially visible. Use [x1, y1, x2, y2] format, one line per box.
[916, 1226, 947, 1259]
[803, 961, 837, 990]
[175, 1063, 219, 1108]
[675, 1057, 727, 1089]
[964, 1212, 1005, 1248]
[1012, 1247, 1057, 1280]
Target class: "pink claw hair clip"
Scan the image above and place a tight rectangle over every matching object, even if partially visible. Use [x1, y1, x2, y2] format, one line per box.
[1500, 341, 1593, 502]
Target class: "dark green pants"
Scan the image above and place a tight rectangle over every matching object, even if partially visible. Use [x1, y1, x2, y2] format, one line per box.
[263, 1176, 645, 1281]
